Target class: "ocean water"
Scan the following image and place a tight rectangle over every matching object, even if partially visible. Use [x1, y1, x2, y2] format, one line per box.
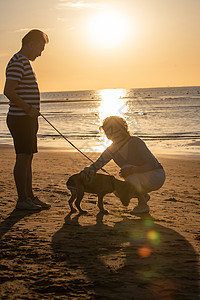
[0, 86, 200, 156]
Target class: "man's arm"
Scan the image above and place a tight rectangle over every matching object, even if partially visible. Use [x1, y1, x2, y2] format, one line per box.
[4, 79, 40, 118]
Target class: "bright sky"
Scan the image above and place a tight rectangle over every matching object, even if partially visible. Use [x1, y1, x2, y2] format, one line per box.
[0, 0, 200, 92]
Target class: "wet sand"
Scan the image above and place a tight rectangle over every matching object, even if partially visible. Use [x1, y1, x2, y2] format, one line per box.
[0, 145, 199, 299]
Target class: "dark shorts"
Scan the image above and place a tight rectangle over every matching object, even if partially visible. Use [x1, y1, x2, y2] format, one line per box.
[7, 115, 39, 154]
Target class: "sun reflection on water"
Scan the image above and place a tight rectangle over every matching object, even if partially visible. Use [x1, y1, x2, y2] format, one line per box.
[96, 89, 127, 151]
[98, 88, 127, 122]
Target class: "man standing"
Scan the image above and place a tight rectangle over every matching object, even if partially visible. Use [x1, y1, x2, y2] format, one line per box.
[4, 29, 50, 210]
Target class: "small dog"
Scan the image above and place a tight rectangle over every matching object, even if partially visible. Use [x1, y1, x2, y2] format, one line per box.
[66, 173, 135, 214]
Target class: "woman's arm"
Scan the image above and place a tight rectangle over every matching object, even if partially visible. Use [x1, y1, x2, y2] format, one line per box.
[88, 146, 113, 172]
[80, 147, 113, 182]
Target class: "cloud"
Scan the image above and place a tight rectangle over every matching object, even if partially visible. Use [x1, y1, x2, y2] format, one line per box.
[57, 0, 106, 10]
[13, 28, 54, 33]
[14, 28, 33, 33]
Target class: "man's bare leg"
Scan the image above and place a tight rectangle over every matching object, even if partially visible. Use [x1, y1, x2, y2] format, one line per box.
[14, 153, 32, 199]
[25, 154, 51, 209]
[26, 154, 35, 199]
[14, 153, 40, 210]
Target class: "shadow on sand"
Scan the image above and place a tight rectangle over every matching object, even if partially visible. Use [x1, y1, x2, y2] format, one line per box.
[0, 208, 39, 239]
[52, 212, 199, 300]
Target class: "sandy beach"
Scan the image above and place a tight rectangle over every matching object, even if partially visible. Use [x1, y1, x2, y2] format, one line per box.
[0, 145, 199, 299]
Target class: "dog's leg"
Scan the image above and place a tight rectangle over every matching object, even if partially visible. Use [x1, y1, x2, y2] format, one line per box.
[75, 188, 87, 214]
[97, 194, 109, 214]
[68, 188, 77, 213]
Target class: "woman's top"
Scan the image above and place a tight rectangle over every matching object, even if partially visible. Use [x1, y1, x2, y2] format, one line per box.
[89, 136, 163, 173]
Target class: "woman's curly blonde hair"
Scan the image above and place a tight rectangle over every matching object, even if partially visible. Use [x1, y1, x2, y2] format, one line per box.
[100, 116, 130, 135]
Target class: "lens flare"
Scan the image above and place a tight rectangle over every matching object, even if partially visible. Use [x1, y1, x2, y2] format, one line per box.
[138, 246, 152, 258]
[143, 218, 154, 227]
[139, 269, 157, 280]
[147, 230, 161, 246]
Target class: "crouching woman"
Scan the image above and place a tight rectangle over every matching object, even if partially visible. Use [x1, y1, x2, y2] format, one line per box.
[81, 116, 165, 214]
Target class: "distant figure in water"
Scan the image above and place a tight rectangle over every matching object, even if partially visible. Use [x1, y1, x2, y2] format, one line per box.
[4, 29, 50, 210]
[81, 116, 165, 214]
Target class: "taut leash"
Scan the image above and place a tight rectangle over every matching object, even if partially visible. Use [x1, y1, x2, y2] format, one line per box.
[40, 113, 110, 175]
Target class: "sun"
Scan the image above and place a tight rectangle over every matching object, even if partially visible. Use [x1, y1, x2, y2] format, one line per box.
[88, 10, 130, 48]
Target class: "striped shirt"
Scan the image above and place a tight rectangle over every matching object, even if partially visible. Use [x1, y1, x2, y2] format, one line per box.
[6, 53, 40, 116]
